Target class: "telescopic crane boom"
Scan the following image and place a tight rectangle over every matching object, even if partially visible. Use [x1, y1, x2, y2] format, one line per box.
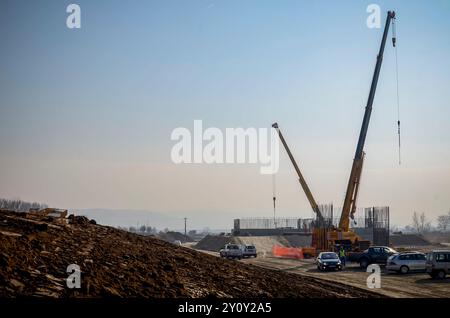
[339, 11, 396, 231]
[272, 123, 324, 221]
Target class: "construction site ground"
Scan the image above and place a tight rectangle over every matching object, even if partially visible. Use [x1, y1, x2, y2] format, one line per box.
[0, 210, 382, 298]
[192, 248, 450, 298]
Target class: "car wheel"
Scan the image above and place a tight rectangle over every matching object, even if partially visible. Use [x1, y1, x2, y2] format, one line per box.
[437, 270, 446, 279]
[360, 258, 369, 269]
[400, 265, 409, 274]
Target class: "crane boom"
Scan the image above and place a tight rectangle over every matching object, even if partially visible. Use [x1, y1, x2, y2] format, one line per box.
[272, 123, 324, 221]
[339, 11, 396, 231]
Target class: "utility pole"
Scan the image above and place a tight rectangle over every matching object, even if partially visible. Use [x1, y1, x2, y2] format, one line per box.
[184, 217, 187, 239]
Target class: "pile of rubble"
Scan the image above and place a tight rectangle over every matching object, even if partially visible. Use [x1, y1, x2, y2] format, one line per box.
[0, 210, 381, 298]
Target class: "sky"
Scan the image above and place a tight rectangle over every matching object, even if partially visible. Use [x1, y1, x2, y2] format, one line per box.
[0, 0, 449, 230]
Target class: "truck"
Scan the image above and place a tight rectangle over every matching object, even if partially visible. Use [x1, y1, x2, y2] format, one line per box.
[347, 246, 397, 268]
[242, 245, 257, 258]
[426, 250, 450, 279]
[219, 244, 243, 260]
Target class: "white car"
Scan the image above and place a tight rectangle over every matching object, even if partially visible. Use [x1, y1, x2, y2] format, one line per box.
[386, 252, 426, 274]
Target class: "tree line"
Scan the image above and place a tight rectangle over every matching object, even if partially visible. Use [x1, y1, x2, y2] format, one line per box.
[405, 210, 450, 234]
[0, 198, 48, 212]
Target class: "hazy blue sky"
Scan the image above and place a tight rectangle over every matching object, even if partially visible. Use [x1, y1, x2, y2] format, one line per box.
[1, 0, 449, 229]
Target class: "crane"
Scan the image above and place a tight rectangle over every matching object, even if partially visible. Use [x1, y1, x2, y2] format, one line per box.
[272, 122, 324, 221]
[338, 11, 396, 235]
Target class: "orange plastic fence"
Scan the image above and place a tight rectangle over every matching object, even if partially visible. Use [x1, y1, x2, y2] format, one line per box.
[272, 245, 304, 259]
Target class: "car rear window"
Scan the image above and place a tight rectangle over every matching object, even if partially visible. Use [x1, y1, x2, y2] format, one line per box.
[436, 253, 450, 262]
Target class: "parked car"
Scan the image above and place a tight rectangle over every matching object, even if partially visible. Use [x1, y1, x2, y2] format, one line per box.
[426, 250, 450, 279]
[316, 252, 342, 271]
[386, 252, 426, 274]
[348, 246, 397, 268]
[242, 245, 257, 258]
[219, 244, 243, 260]
[173, 240, 182, 246]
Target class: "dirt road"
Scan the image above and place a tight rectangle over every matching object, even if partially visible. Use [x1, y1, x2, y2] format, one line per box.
[242, 256, 450, 298]
[192, 247, 449, 298]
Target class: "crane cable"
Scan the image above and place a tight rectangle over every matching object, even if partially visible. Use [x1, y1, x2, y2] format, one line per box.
[272, 173, 277, 227]
[272, 127, 277, 228]
[392, 17, 401, 165]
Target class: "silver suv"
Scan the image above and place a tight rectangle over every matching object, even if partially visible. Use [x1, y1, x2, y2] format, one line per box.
[386, 252, 426, 274]
[242, 245, 257, 258]
[426, 250, 450, 279]
[219, 244, 243, 260]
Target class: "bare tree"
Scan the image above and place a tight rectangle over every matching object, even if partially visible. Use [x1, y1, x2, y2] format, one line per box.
[412, 211, 431, 234]
[412, 211, 420, 233]
[419, 213, 431, 233]
[437, 210, 450, 232]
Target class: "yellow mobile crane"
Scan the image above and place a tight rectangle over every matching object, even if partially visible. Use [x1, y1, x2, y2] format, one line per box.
[272, 122, 329, 252]
[327, 11, 397, 250]
[272, 11, 397, 253]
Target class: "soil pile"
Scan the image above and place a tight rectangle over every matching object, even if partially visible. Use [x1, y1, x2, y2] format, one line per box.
[390, 234, 431, 247]
[157, 231, 193, 243]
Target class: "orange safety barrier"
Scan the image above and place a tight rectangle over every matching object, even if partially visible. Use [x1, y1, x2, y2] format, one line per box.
[272, 245, 304, 259]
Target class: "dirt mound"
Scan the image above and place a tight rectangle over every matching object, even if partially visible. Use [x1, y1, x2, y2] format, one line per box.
[194, 234, 234, 251]
[235, 236, 290, 255]
[157, 231, 193, 243]
[283, 234, 313, 248]
[390, 234, 431, 247]
[0, 210, 381, 298]
[423, 232, 450, 244]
